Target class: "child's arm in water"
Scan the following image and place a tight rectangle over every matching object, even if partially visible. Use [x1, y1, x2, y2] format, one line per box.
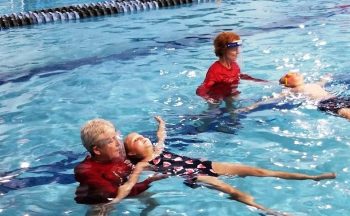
[234, 92, 288, 114]
[315, 73, 332, 87]
[107, 162, 149, 204]
[154, 116, 166, 155]
[240, 73, 268, 83]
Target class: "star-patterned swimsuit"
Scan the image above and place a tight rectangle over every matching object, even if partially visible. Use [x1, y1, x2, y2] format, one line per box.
[148, 150, 218, 177]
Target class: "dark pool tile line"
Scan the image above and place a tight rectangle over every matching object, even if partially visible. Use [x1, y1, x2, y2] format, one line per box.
[0, 150, 82, 193]
[0, 55, 104, 85]
[0, 33, 213, 86]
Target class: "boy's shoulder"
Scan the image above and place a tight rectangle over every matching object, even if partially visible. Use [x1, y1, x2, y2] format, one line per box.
[208, 61, 221, 69]
[304, 83, 325, 90]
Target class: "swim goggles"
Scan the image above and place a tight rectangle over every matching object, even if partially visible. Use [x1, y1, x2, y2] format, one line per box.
[284, 72, 294, 85]
[226, 40, 242, 48]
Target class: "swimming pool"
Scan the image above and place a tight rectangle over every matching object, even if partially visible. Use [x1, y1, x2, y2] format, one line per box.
[1, 0, 350, 215]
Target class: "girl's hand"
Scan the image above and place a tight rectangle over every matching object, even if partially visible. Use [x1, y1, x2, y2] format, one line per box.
[154, 116, 166, 153]
[154, 116, 165, 125]
[147, 173, 169, 183]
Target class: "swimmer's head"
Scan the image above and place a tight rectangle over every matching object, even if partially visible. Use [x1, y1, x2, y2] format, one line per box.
[80, 118, 126, 161]
[124, 132, 154, 160]
[81, 118, 116, 153]
[214, 32, 241, 58]
[279, 72, 304, 88]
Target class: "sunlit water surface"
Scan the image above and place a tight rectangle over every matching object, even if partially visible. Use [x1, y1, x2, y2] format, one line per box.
[1, 0, 350, 215]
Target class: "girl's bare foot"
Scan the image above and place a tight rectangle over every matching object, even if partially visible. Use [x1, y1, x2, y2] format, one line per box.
[314, 172, 336, 181]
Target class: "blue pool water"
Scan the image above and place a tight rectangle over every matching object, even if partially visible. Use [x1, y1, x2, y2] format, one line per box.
[1, 0, 350, 215]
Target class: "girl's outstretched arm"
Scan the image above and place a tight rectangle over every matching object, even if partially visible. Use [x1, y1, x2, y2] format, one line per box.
[154, 116, 166, 155]
[107, 162, 149, 204]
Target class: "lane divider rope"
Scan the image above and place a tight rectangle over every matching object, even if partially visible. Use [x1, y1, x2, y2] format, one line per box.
[0, 0, 214, 30]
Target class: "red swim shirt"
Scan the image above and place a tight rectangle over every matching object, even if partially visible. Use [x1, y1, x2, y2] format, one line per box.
[74, 156, 151, 204]
[196, 61, 265, 101]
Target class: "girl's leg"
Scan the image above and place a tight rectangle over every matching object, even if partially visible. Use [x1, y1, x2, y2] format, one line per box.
[212, 162, 336, 180]
[338, 108, 350, 120]
[195, 175, 266, 211]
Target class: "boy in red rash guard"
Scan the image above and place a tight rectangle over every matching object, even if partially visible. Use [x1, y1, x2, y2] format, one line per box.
[196, 32, 266, 109]
[74, 118, 165, 205]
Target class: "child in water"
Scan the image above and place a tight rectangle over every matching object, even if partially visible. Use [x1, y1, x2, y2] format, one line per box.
[237, 71, 350, 120]
[196, 31, 266, 109]
[124, 116, 336, 214]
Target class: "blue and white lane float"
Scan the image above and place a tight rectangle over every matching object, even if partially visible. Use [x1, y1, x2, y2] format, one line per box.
[0, 0, 212, 30]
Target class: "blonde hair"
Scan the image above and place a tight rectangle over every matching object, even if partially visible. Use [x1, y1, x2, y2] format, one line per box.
[279, 74, 288, 86]
[124, 132, 138, 155]
[80, 118, 115, 154]
[279, 72, 301, 87]
[214, 31, 240, 57]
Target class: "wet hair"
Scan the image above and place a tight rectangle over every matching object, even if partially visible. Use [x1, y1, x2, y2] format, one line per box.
[80, 118, 115, 154]
[279, 72, 301, 87]
[124, 133, 133, 153]
[124, 133, 139, 155]
[214, 31, 240, 58]
[279, 75, 288, 85]
[124, 132, 143, 163]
